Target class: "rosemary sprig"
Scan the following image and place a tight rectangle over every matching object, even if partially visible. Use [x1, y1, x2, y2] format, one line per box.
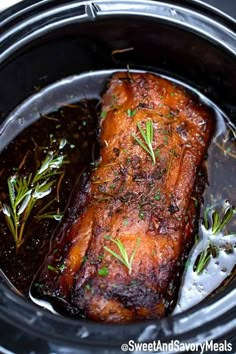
[194, 246, 211, 275]
[194, 203, 236, 274]
[202, 204, 235, 234]
[35, 212, 63, 221]
[1, 146, 66, 250]
[194, 243, 220, 275]
[104, 237, 140, 274]
[132, 119, 156, 164]
[127, 109, 136, 118]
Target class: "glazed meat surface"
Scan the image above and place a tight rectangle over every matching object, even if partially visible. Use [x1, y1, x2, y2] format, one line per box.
[36, 72, 214, 322]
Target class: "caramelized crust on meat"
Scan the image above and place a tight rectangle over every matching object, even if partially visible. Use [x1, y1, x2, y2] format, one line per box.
[36, 73, 214, 322]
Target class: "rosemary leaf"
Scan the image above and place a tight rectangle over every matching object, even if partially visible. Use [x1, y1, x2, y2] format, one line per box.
[103, 246, 124, 265]
[137, 122, 149, 146]
[48, 264, 58, 272]
[132, 119, 156, 164]
[35, 213, 63, 221]
[195, 247, 211, 275]
[115, 239, 130, 264]
[2, 205, 16, 241]
[17, 192, 32, 215]
[213, 207, 235, 235]
[212, 210, 221, 234]
[2, 204, 11, 218]
[127, 109, 136, 118]
[104, 237, 140, 274]
[129, 237, 141, 267]
[98, 267, 109, 277]
[7, 177, 16, 210]
[132, 135, 151, 155]
[33, 180, 55, 199]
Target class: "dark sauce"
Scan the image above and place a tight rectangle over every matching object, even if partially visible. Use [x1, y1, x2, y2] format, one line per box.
[0, 70, 235, 315]
[0, 100, 99, 295]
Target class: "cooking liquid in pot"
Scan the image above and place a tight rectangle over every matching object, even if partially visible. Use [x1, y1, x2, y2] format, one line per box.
[0, 70, 235, 317]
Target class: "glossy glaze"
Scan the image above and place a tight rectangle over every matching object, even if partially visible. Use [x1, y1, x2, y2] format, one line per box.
[36, 73, 214, 322]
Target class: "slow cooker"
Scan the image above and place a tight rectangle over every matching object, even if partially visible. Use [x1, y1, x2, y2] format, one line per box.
[0, 0, 235, 353]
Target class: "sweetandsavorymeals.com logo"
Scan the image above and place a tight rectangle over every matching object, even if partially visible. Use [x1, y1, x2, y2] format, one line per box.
[121, 339, 233, 353]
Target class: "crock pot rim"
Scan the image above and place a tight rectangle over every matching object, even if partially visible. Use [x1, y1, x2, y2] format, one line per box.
[1, 0, 236, 25]
[0, 0, 235, 347]
[0, 0, 235, 64]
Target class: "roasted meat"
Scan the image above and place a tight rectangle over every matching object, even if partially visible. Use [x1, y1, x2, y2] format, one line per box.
[35, 72, 214, 322]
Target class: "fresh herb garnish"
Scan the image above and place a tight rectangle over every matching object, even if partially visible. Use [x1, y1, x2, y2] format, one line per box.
[194, 246, 211, 274]
[163, 136, 169, 145]
[127, 109, 136, 118]
[98, 266, 109, 277]
[123, 219, 129, 226]
[202, 204, 235, 234]
[34, 282, 43, 289]
[35, 213, 63, 221]
[155, 150, 161, 159]
[167, 113, 174, 119]
[58, 264, 66, 272]
[194, 203, 236, 275]
[104, 237, 140, 274]
[154, 192, 161, 201]
[100, 110, 107, 119]
[1, 146, 66, 250]
[47, 263, 66, 273]
[47, 264, 58, 272]
[139, 211, 145, 220]
[132, 119, 156, 164]
[82, 255, 88, 264]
